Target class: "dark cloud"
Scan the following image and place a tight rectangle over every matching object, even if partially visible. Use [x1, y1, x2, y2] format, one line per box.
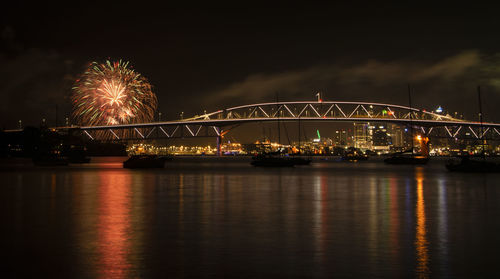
[205, 51, 500, 122]
[0, 49, 500, 127]
[2, 49, 500, 129]
[0, 48, 76, 128]
[3, 5, 500, 129]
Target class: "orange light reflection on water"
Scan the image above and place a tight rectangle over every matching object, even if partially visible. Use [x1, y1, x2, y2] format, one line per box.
[97, 171, 132, 278]
[415, 169, 429, 278]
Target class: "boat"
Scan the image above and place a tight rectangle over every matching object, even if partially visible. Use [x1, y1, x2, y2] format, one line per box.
[158, 155, 174, 162]
[250, 95, 296, 167]
[445, 87, 500, 172]
[446, 156, 500, 173]
[384, 85, 429, 165]
[289, 156, 312, 165]
[123, 155, 167, 168]
[68, 156, 91, 163]
[341, 148, 368, 161]
[32, 154, 69, 166]
[67, 151, 91, 163]
[64, 145, 91, 163]
[292, 114, 312, 165]
[250, 153, 295, 167]
[384, 152, 429, 165]
[342, 154, 369, 161]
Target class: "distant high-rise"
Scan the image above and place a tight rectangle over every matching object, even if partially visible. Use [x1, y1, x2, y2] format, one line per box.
[334, 129, 349, 146]
[388, 124, 404, 147]
[354, 123, 371, 149]
[372, 124, 391, 152]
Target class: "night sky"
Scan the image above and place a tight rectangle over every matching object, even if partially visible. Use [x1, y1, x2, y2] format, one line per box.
[3, 2, 500, 129]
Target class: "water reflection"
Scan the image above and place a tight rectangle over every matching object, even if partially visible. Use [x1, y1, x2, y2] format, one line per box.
[51, 173, 56, 210]
[4, 159, 499, 278]
[312, 174, 328, 261]
[179, 173, 184, 221]
[415, 168, 429, 278]
[389, 177, 400, 261]
[97, 171, 132, 278]
[368, 177, 378, 271]
[437, 178, 449, 276]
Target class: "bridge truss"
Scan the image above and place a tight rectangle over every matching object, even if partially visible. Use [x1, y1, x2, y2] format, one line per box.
[76, 101, 500, 142]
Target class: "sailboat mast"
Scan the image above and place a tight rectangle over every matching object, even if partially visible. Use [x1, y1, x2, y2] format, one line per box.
[477, 86, 486, 158]
[276, 93, 280, 148]
[408, 84, 414, 155]
[298, 116, 301, 154]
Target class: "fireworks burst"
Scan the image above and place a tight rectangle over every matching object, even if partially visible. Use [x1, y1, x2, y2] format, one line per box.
[72, 60, 157, 134]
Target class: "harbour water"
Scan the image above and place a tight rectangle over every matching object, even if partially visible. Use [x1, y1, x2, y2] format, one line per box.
[1, 157, 499, 278]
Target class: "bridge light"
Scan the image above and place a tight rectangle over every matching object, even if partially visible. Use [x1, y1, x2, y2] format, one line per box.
[436, 106, 443, 113]
[316, 92, 322, 102]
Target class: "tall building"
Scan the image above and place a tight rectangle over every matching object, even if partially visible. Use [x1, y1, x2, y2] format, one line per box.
[333, 129, 349, 146]
[388, 124, 404, 147]
[371, 124, 391, 152]
[354, 122, 371, 149]
[372, 129, 390, 146]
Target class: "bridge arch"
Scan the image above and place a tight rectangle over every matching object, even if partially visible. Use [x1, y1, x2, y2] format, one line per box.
[77, 100, 500, 141]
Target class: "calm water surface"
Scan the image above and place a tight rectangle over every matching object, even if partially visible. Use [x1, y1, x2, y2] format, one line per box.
[1, 157, 499, 278]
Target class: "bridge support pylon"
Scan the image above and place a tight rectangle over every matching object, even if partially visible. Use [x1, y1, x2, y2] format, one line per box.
[216, 127, 222, 156]
[420, 136, 430, 157]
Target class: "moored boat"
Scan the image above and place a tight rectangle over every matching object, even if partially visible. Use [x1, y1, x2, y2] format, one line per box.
[250, 154, 295, 167]
[384, 85, 429, 165]
[446, 87, 500, 173]
[342, 154, 369, 161]
[384, 152, 429, 165]
[289, 156, 312, 165]
[341, 148, 368, 161]
[33, 155, 69, 166]
[65, 146, 91, 164]
[123, 155, 167, 169]
[67, 152, 91, 163]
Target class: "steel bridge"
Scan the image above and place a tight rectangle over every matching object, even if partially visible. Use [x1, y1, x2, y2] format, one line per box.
[74, 100, 500, 144]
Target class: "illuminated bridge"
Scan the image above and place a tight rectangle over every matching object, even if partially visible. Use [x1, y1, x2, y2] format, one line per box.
[75, 100, 500, 143]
